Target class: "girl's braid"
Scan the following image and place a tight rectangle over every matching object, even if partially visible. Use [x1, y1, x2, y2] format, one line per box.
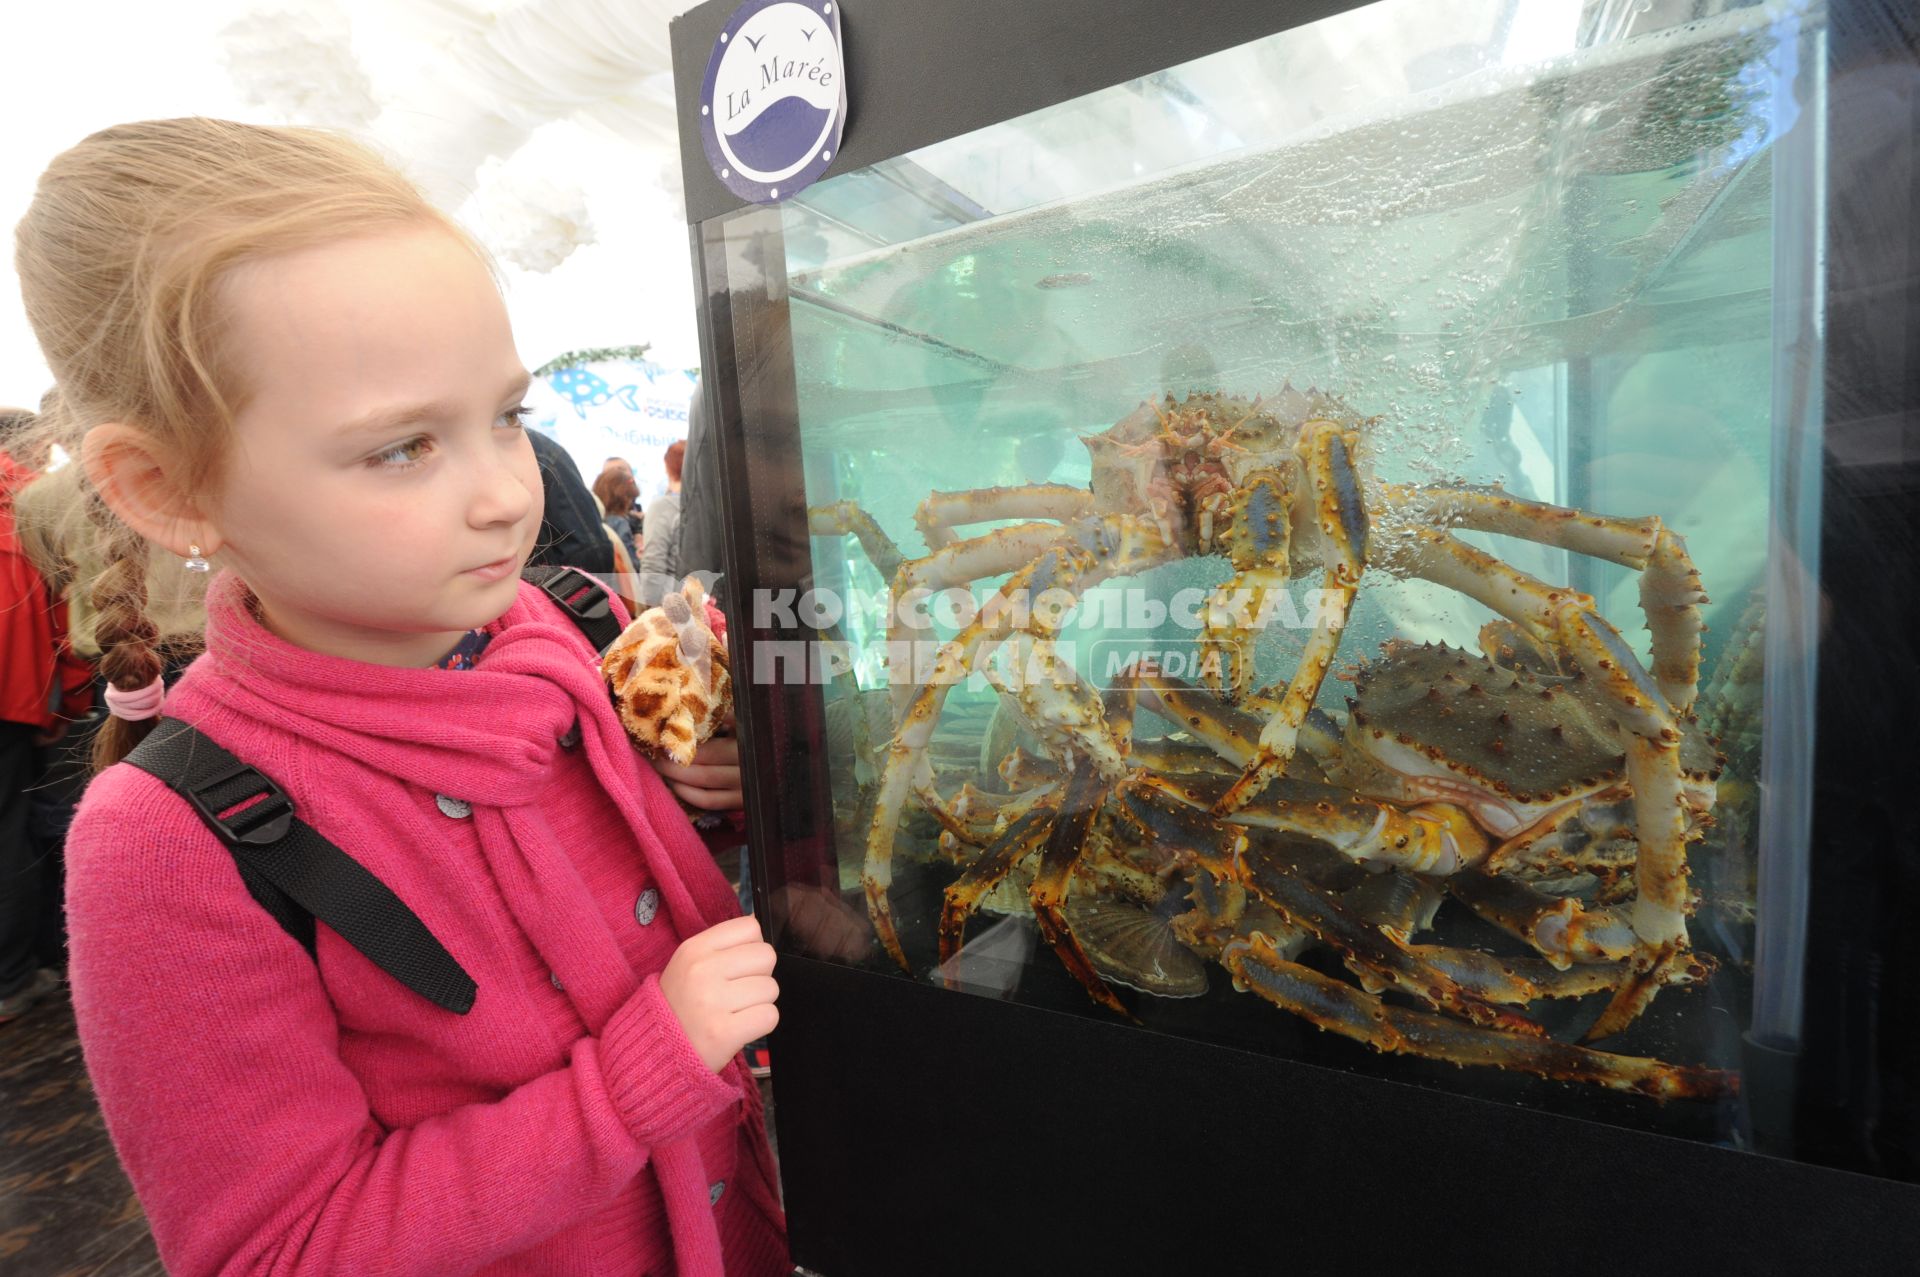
[88, 501, 164, 772]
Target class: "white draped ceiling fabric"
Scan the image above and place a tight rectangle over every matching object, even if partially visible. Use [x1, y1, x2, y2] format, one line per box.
[225, 0, 695, 273]
[3, 0, 705, 410]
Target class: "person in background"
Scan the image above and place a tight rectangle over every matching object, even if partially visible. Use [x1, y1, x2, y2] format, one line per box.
[0, 406, 95, 1023]
[12, 391, 212, 994]
[592, 466, 641, 568]
[637, 438, 686, 606]
[525, 427, 615, 575]
[597, 457, 641, 526]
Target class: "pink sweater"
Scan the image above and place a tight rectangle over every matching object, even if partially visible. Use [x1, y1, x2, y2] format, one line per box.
[65, 571, 788, 1276]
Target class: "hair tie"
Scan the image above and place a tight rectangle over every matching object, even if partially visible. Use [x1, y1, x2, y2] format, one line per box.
[104, 676, 167, 722]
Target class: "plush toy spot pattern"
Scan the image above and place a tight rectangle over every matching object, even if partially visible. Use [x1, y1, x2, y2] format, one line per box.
[603, 576, 733, 766]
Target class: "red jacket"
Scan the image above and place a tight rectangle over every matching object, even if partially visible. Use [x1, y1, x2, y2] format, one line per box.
[66, 571, 787, 1276]
[0, 452, 93, 730]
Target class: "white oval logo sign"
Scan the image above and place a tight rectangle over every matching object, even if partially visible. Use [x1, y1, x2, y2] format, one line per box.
[700, 0, 847, 204]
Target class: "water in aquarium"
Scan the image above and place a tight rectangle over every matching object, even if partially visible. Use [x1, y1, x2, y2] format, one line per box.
[761, 0, 1821, 1141]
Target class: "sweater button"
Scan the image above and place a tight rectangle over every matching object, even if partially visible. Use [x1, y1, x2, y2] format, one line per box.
[708, 1180, 725, 1206]
[435, 794, 472, 819]
[558, 720, 581, 749]
[550, 971, 565, 992]
[634, 887, 661, 927]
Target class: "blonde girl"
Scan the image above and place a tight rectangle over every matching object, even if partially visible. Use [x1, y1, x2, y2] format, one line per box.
[14, 118, 786, 1276]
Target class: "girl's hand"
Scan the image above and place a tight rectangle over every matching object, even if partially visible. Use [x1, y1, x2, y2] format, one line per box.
[658, 916, 779, 1072]
[654, 729, 743, 812]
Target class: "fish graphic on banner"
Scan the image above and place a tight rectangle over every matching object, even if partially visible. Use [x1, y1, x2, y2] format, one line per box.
[548, 366, 643, 417]
[526, 356, 700, 503]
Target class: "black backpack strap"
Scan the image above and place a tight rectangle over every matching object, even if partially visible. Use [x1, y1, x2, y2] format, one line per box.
[123, 721, 477, 1015]
[521, 564, 622, 656]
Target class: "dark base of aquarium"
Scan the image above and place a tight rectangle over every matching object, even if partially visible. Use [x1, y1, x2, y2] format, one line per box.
[771, 952, 1920, 1277]
[870, 854, 1752, 1144]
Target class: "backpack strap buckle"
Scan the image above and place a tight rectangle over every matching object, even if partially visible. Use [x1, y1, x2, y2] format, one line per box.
[184, 761, 296, 847]
[538, 567, 611, 623]
[525, 565, 621, 655]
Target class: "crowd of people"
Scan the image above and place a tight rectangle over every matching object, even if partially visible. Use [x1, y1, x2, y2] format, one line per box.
[525, 428, 705, 614]
[0, 403, 93, 1023]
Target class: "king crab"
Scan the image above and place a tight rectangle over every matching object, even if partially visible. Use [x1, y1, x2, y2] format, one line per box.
[811, 386, 1715, 1082]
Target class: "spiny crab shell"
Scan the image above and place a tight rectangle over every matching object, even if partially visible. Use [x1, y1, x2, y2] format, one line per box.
[1080, 386, 1372, 556]
[1338, 640, 1725, 841]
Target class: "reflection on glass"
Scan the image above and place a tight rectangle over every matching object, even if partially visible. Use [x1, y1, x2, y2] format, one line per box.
[754, 0, 1827, 1154]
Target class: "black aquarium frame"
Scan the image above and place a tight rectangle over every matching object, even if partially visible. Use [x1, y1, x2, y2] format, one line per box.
[671, 1, 1920, 1272]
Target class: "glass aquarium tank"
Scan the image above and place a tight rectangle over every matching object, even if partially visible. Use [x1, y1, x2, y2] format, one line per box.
[684, 0, 1909, 1189]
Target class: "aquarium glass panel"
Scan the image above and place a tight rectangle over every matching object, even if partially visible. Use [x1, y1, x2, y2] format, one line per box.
[711, 0, 1845, 1159]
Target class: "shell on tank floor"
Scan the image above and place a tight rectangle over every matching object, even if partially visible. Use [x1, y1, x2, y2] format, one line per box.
[1065, 893, 1209, 998]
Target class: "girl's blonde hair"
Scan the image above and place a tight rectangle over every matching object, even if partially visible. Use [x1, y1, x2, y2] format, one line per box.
[13, 117, 479, 773]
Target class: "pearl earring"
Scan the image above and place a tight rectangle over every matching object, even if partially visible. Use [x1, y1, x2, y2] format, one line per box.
[183, 544, 211, 573]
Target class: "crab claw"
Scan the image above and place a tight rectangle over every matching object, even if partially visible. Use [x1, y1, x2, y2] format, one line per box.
[1212, 741, 1290, 815]
[1581, 942, 1716, 1043]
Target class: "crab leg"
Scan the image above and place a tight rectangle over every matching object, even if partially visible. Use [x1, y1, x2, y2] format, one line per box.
[1297, 707, 1400, 794]
[1122, 781, 1537, 1034]
[863, 517, 1179, 970]
[1445, 870, 1640, 967]
[1115, 667, 1356, 785]
[885, 521, 1074, 719]
[1198, 462, 1295, 701]
[1640, 528, 1708, 714]
[864, 522, 1084, 842]
[889, 521, 1077, 605]
[949, 777, 1059, 847]
[940, 805, 1055, 971]
[1331, 870, 1623, 1004]
[1338, 869, 1443, 937]
[809, 501, 908, 584]
[814, 512, 1078, 831]
[997, 747, 1065, 792]
[913, 484, 1095, 550]
[1214, 421, 1367, 815]
[1477, 619, 1568, 673]
[1380, 527, 1694, 1028]
[1378, 483, 1662, 565]
[915, 777, 1003, 848]
[1384, 485, 1706, 713]
[1112, 662, 1263, 765]
[1580, 940, 1718, 1042]
[865, 557, 1071, 969]
[1236, 843, 1542, 1035]
[1402, 946, 1621, 1005]
[1142, 772, 1482, 877]
[1128, 737, 1240, 776]
[1029, 764, 1133, 1018]
[1482, 792, 1637, 875]
[985, 634, 1132, 781]
[1220, 932, 1734, 1100]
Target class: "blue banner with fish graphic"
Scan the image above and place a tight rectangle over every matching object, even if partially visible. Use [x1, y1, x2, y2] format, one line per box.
[524, 356, 699, 503]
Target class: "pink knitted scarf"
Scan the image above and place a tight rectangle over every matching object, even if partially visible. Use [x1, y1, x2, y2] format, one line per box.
[188, 570, 749, 1273]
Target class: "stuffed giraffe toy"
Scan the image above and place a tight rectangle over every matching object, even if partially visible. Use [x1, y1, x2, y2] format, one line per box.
[603, 575, 733, 766]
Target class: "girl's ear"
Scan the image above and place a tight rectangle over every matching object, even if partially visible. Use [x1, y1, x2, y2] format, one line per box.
[80, 422, 222, 559]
